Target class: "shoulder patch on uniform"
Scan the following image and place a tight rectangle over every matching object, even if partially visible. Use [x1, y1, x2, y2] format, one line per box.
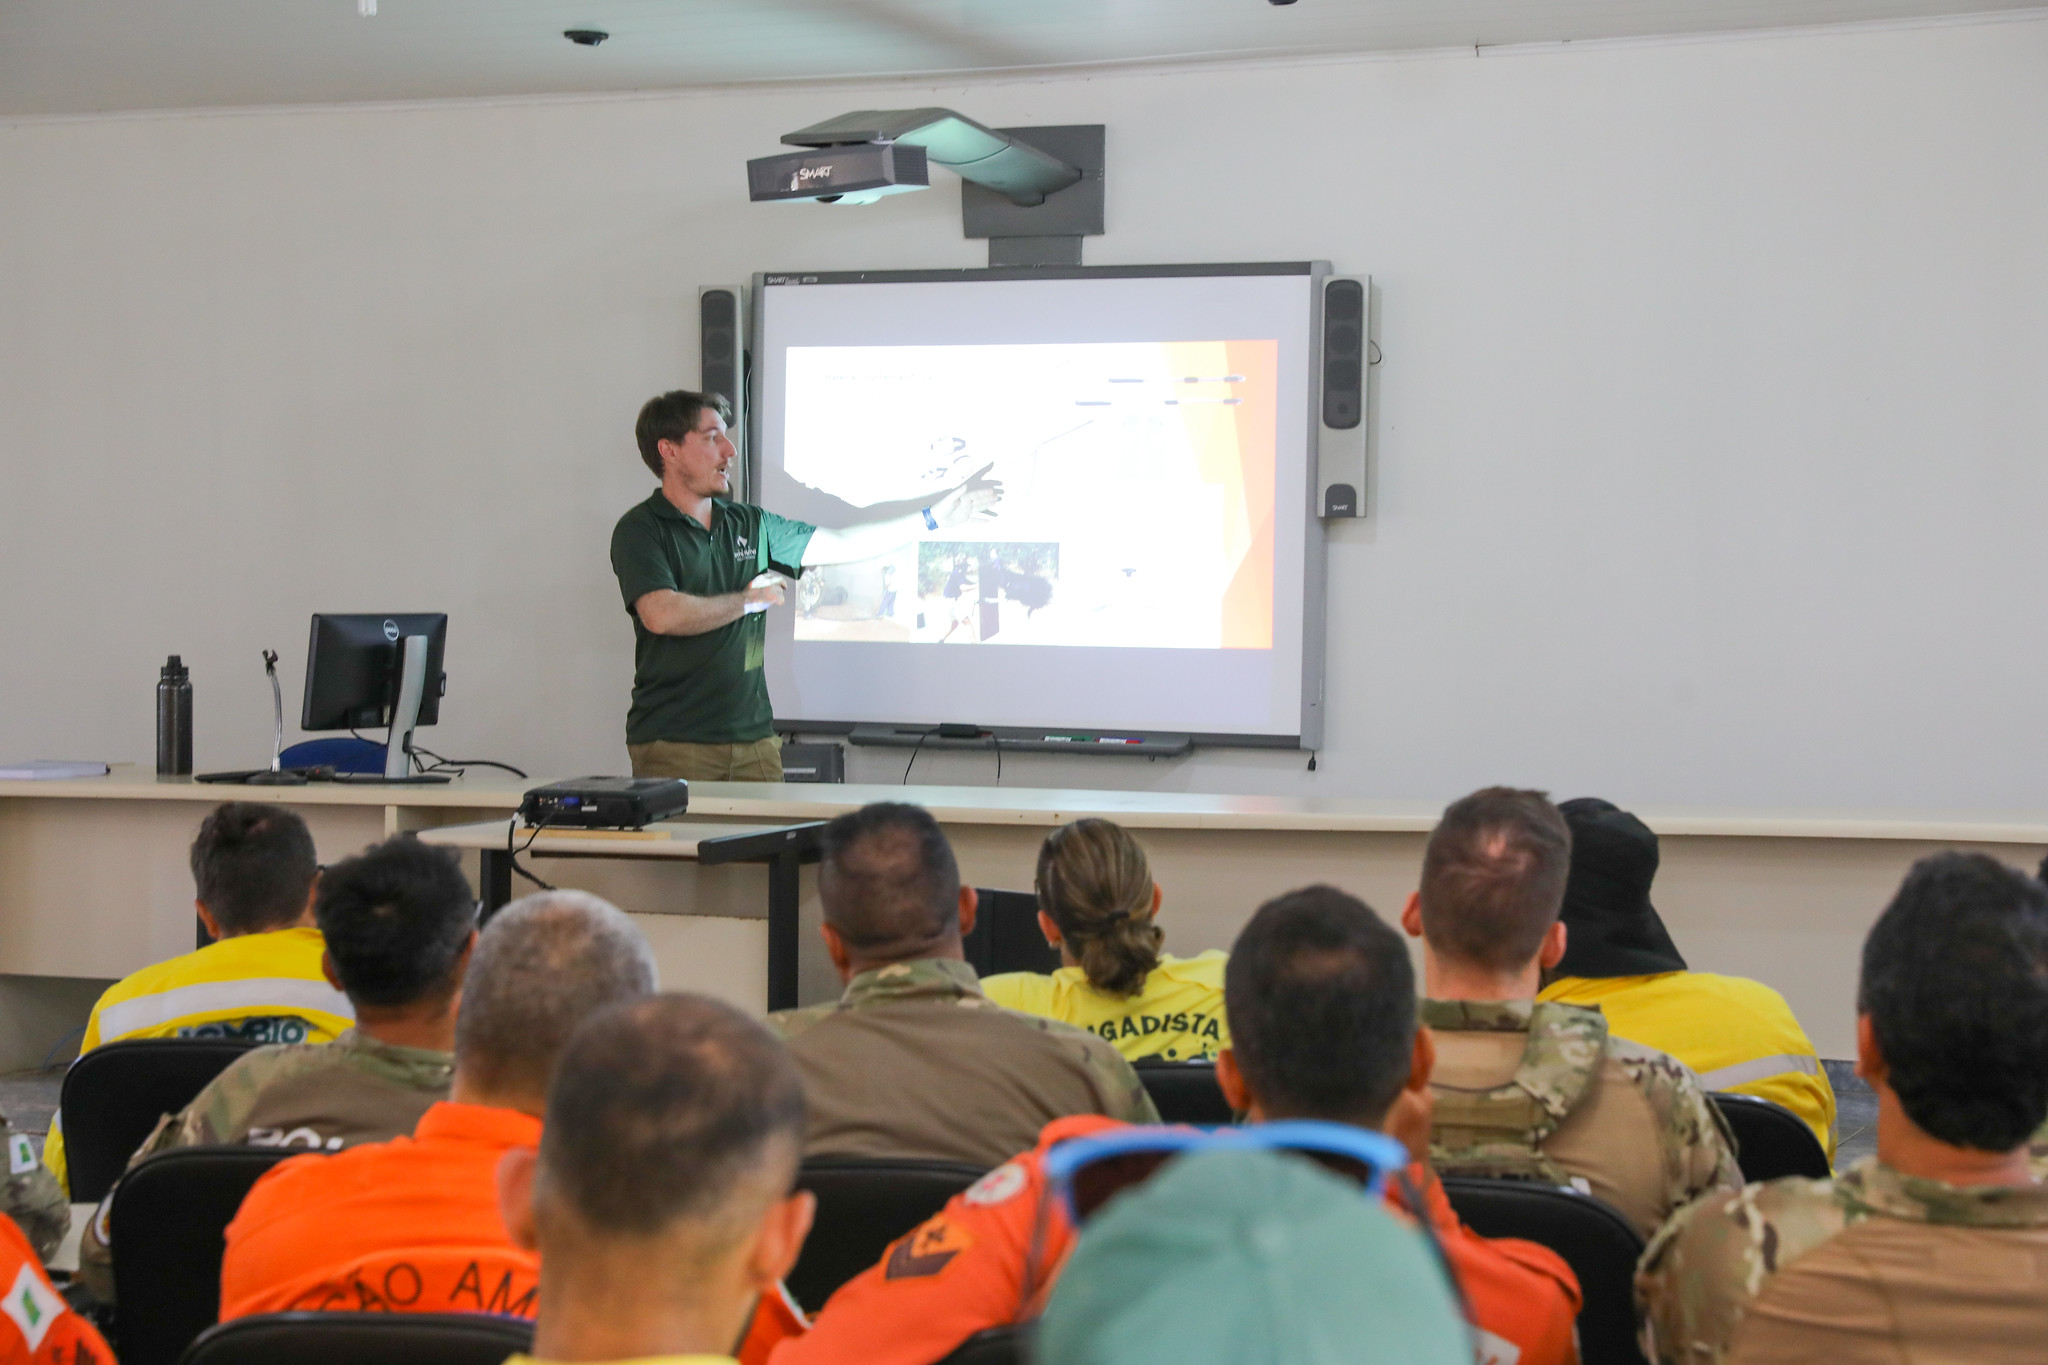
[884, 1219, 976, 1280]
[3, 1262, 66, 1351]
[963, 1162, 1028, 1207]
[7, 1134, 36, 1176]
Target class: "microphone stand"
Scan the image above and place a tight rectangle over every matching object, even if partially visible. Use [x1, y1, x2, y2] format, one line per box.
[245, 649, 308, 786]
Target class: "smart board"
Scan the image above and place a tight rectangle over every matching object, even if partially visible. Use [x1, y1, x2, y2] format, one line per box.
[754, 264, 1325, 747]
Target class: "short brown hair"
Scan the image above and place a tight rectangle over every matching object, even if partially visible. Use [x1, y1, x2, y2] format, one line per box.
[1036, 819, 1162, 998]
[190, 802, 318, 934]
[1417, 787, 1572, 974]
[634, 390, 732, 477]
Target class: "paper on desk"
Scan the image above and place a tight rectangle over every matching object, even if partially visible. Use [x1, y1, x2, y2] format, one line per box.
[0, 760, 111, 780]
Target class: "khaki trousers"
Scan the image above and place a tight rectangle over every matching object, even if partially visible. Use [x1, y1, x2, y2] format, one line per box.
[627, 736, 783, 783]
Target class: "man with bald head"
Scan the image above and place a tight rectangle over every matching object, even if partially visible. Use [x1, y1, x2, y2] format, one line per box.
[769, 802, 1155, 1168]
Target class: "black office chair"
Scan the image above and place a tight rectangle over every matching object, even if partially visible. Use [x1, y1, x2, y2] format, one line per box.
[112, 1146, 299, 1365]
[1441, 1176, 1648, 1365]
[61, 1036, 261, 1202]
[179, 1311, 534, 1365]
[963, 888, 1063, 978]
[1710, 1091, 1831, 1181]
[1132, 1058, 1236, 1125]
[938, 1327, 1025, 1365]
[789, 1156, 989, 1312]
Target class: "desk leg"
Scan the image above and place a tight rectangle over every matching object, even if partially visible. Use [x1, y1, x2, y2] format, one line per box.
[767, 853, 800, 1012]
[479, 848, 513, 926]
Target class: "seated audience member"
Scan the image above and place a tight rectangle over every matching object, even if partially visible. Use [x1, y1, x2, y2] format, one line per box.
[0, 1113, 65, 1266]
[1538, 798, 1835, 1156]
[773, 886, 1583, 1365]
[1036, 1147, 1470, 1365]
[768, 803, 1156, 1167]
[45, 801, 353, 1191]
[0, 1212, 115, 1363]
[219, 890, 655, 1322]
[981, 818, 1229, 1061]
[76, 835, 476, 1298]
[1638, 851, 2048, 1364]
[496, 994, 816, 1365]
[1402, 787, 1738, 1237]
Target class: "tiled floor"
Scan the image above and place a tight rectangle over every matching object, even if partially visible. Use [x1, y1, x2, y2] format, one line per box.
[0, 1068, 61, 1139]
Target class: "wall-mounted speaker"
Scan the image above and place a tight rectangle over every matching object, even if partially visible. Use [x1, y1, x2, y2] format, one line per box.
[1316, 275, 1371, 519]
[698, 285, 747, 466]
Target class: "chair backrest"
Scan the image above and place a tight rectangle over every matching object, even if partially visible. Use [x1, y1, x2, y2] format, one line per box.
[963, 888, 1063, 978]
[1710, 1092, 1831, 1182]
[1132, 1059, 1235, 1125]
[112, 1146, 298, 1365]
[790, 1156, 989, 1313]
[61, 1036, 262, 1201]
[1440, 1176, 1648, 1365]
[938, 1327, 1025, 1365]
[180, 1310, 533, 1365]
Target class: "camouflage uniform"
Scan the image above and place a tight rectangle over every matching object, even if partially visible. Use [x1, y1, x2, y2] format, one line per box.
[0, 1113, 69, 1265]
[769, 958, 1158, 1169]
[1638, 1157, 2048, 1363]
[1422, 998, 1739, 1238]
[75, 1028, 451, 1301]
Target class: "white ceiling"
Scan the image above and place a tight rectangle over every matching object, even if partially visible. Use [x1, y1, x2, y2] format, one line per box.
[0, 0, 2038, 118]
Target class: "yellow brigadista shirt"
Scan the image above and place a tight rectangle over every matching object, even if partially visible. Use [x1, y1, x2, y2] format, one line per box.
[45, 925, 353, 1189]
[1537, 970, 1836, 1160]
[982, 950, 1230, 1061]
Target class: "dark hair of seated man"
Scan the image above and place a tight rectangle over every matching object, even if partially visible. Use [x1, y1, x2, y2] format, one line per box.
[817, 802, 976, 976]
[1218, 884, 1430, 1142]
[191, 800, 321, 937]
[1415, 786, 1572, 979]
[314, 836, 479, 1046]
[1861, 851, 2048, 1161]
[500, 994, 815, 1364]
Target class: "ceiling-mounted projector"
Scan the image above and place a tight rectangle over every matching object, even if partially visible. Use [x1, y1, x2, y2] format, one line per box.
[746, 108, 1080, 208]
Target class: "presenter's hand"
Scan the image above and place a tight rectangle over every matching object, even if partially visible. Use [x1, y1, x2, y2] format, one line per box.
[743, 573, 788, 614]
[931, 463, 1004, 528]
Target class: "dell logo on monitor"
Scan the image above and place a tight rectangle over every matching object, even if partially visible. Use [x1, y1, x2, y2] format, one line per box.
[383, 619, 400, 643]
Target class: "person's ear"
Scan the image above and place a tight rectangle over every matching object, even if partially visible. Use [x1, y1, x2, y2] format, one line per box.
[451, 929, 479, 984]
[958, 886, 978, 940]
[1215, 1048, 1256, 1118]
[1036, 911, 1062, 948]
[496, 1146, 541, 1254]
[1148, 883, 1164, 920]
[320, 950, 344, 993]
[656, 437, 682, 473]
[748, 1189, 817, 1290]
[1408, 1022, 1436, 1092]
[1855, 1013, 1887, 1089]
[1537, 920, 1568, 971]
[820, 923, 853, 981]
[1399, 892, 1424, 939]
[195, 901, 223, 943]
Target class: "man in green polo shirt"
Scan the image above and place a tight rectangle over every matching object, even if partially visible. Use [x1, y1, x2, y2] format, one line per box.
[612, 390, 1001, 782]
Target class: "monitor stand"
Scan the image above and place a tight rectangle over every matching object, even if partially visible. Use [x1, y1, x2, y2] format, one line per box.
[329, 634, 451, 785]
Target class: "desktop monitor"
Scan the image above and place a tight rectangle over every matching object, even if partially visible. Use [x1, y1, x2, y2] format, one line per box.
[301, 613, 447, 732]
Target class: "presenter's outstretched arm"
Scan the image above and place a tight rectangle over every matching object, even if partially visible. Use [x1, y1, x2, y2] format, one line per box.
[634, 579, 785, 637]
[801, 463, 1004, 567]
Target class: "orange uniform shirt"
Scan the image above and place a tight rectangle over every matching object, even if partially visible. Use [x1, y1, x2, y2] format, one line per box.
[771, 1116, 1582, 1365]
[0, 1213, 114, 1365]
[222, 1101, 804, 1363]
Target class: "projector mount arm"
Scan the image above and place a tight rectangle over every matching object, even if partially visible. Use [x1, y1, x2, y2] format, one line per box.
[781, 108, 1080, 207]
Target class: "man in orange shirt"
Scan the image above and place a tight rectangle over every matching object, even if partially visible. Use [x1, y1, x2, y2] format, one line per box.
[773, 886, 1584, 1365]
[0, 1212, 112, 1365]
[220, 889, 658, 1321]
[495, 994, 817, 1365]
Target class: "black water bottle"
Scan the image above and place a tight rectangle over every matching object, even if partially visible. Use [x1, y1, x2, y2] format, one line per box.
[156, 655, 193, 776]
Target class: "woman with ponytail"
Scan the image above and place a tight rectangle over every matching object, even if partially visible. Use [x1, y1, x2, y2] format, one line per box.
[982, 818, 1230, 1061]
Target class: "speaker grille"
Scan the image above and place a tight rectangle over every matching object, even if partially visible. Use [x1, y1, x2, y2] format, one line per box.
[701, 289, 739, 403]
[1321, 278, 1365, 431]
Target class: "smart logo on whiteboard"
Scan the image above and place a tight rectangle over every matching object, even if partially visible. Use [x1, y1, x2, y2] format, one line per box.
[784, 340, 1279, 651]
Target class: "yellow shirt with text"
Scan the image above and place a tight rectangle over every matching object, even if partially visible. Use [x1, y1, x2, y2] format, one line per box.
[45, 925, 353, 1191]
[982, 950, 1230, 1061]
[1538, 970, 1835, 1160]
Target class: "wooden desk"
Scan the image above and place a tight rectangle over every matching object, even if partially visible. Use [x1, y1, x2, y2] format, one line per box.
[5, 768, 2046, 1059]
[416, 819, 824, 1009]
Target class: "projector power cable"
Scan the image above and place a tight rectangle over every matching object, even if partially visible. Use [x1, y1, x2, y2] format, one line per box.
[507, 811, 559, 892]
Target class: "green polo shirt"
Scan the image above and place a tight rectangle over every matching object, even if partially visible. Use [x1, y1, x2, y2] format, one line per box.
[610, 492, 815, 745]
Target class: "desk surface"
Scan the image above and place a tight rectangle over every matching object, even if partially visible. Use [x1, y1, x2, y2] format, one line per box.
[417, 819, 797, 859]
[6, 767, 2048, 844]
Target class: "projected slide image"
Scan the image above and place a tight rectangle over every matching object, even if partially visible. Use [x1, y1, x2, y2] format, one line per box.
[786, 339, 1278, 651]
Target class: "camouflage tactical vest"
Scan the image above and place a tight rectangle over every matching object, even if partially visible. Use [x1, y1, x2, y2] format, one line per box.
[1428, 1000, 1608, 1185]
